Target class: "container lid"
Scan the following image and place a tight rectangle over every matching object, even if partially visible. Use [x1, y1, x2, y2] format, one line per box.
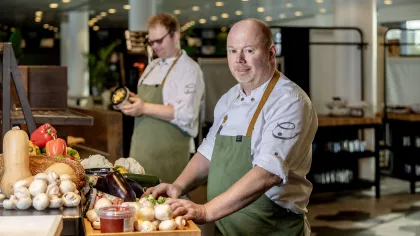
[98, 205, 136, 219]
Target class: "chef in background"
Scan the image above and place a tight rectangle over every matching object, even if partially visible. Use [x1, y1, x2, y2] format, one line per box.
[119, 13, 205, 184]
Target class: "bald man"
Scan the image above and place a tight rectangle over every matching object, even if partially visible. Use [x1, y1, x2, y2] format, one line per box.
[144, 18, 318, 235]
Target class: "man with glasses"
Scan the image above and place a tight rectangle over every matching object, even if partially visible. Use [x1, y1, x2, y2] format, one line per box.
[119, 13, 205, 184]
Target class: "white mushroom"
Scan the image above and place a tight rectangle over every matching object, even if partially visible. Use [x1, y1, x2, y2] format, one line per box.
[16, 197, 32, 210]
[29, 179, 48, 197]
[0, 194, 5, 202]
[175, 216, 186, 230]
[138, 207, 155, 221]
[134, 220, 144, 231]
[141, 200, 155, 209]
[49, 195, 64, 208]
[46, 183, 61, 197]
[92, 220, 101, 230]
[13, 179, 32, 190]
[14, 186, 31, 199]
[34, 173, 49, 182]
[140, 221, 156, 232]
[86, 209, 99, 222]
[33, 193, 49, 210]
[62, 192, 81, 207]
[47, 172, 61, 185]
[3, 195, 17, 209]
[94, 198, 112, 212]
[151, 220, 160, 230]
[154, 204, 173, 221]
[60, 174, 72, 181]
[159, 219, 177, 231]
[59, 180, 76, 194]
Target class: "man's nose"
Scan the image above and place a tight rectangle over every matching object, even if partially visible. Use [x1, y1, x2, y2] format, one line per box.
[235, 51, 245, 64]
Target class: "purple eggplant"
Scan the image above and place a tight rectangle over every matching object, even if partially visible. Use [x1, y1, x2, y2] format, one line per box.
[105, 171, 136, 202]
[125, 177, 144, 198]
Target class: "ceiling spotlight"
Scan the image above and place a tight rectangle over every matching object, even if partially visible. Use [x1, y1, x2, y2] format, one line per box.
[35, 11, 43, 17]
[100, 12, 107, 16]
[43, 24, 49, 29]
[279, 13, 286, 19]
[93, 26, 99, 31]
[192, 6, 200, 11]
[235, 10, 242, 15]
[89, 21, 95, 26]
[211, 16, 218, 21]
[54, 27, 59, 32]
[49, 3, 59, 8]
[35, 17, 42, 22]
[384, 0, 392, 4]
[49, 26, 54, 30]
[221, 27, 227, 32]
[10, 27, 15, 32]
[221, 13, 229, 18]
[173, 9, 181, 14]
[96, 16, 102, 20]
[108, 8, 116, 14]
[319, 8, 327, 13]
[295, 11, 302, 16]
[315, 0, 324, 3]
[215, 2, 224, 6]
[199, 19, 207, 24]
[257, 7, 265, 12]
[286, 2, 293, 8]
[62, 0, 71, 3]
[242, 0, 249, 1]
[123, 4, 130, 10]
[265, 16, 272, 21]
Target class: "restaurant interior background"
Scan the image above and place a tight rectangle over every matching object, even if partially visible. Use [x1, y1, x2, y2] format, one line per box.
[1, 0, 420, 235]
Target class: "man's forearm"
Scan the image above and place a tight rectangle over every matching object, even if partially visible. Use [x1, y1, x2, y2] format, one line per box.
[173, 152, 211, 196]
[143, 103, 174, 121]
[204, 166, 281, 222]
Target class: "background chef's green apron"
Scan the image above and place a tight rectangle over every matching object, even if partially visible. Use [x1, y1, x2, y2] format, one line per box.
[130, 53, 191, 183]
[207, 70, 305, 236]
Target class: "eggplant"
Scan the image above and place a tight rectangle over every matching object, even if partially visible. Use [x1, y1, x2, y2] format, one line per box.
[105, 171, 136, 202]
[88, 176, 110, 194]
[125, 177, 144, 198]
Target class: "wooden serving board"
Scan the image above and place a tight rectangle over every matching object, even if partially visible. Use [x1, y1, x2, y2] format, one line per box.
[83, 218, 201, 236]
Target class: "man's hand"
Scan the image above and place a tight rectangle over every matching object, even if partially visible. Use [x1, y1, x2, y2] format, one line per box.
[166, 198, 208, 224]
[142, 183, 183, 199]
[120, 92, 145, 116]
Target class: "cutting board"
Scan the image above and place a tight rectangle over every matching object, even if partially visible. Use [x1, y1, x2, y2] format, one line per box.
[0, 215, 63, 236]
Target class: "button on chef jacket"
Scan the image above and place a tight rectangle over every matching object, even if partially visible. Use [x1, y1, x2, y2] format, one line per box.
[198, 73, 318, 215]
[138, 50, 205, 144]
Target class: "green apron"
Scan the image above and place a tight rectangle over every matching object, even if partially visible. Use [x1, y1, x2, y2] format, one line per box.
[130, 52, 191, 183]
[207, 70, 305, 236]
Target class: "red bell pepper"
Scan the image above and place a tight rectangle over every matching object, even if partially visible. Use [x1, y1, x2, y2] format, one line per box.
[45, 138, 67, 157]
[30, 123, 57, 148]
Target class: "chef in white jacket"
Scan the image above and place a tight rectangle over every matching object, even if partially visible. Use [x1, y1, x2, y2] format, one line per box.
[120, 13, 205, 183]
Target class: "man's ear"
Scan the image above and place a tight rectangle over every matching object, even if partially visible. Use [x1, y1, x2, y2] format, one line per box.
[269, 44, 277, 61]
[173, 31, 181, 41]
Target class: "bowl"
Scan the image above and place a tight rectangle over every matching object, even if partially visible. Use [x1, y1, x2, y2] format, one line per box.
[111, 86, 130, 110]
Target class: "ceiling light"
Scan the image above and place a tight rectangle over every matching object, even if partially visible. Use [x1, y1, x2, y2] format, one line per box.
[279, 13, 286, 19]
[173, 9, 181, 14]
[211, 16, 218, 21]
[199, 19, 206, 24]
[93, 26, 99, 31]
[265, 16, 272, 21]
[215, 2, 224, 6]
[88, 21, 95, 26]
[123, 4, 130, 10]
[35, 11, 43, 17]
[62, 0, 71, 3]
[315, 0, 324, 3]
[192, 6, 200, 11]
[108, 8, 116, 14]
[286, 3, 293, 8]
[54, 27, 59, 32]
[257, 7, 265, 12]
[221, 13, 229, 18]
[43, 24, 49, 29]
[221, 27, 227, 32]
[241, 0, 249, 1]
[96, 16, 102, 20]
[49, 26, 54, 30]
[49, 3, 59, 8]
[384, 0, 392, 4]
[91, 18, 97, 22]
[235, 10, 242, 15]
[319, 8, 327, 13]
[35, 17, 42, 22]
[295, 11, 302, 16]
[10, 27, 15, 32]
[100, 12, 107, 16]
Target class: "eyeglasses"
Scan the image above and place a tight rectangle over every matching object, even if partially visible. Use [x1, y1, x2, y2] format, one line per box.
[146, 31, 173, 46]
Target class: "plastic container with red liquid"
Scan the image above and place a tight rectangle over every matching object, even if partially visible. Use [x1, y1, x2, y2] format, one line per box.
[98, 205, 136, 233]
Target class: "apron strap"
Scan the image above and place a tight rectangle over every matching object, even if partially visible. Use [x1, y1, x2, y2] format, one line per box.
[246, 70, 281, 137]
[139, 51, 183, 86]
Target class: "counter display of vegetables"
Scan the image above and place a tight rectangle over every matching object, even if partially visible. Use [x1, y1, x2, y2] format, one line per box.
[122, 173, 160, 188]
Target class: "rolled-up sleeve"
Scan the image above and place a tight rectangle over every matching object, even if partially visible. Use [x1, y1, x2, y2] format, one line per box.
[252, 93, 314, 184]
[165, 66, 204, 137]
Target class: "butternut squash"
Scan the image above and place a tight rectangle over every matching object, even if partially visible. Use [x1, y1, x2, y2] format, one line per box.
[0, 126, 32, 197]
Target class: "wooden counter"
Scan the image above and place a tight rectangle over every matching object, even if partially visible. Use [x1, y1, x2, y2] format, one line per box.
[317, 115, 382, 127]
[0, 109, 94, 126]
[83, 218, 201, 236]
[384, 113, 420, 122]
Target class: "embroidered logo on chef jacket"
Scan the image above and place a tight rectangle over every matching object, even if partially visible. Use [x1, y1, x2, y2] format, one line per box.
[272, 122, 299, 140]
[184, 83, 196, 94]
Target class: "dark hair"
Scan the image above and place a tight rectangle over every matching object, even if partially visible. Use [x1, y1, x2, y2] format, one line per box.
[147, 13, 180, 34]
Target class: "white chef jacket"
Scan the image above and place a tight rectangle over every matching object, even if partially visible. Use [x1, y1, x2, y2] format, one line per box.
[138, 50, 205, 139]
[198, 73, 318, 215]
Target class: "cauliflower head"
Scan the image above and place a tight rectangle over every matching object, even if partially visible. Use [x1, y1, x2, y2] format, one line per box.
[81, 154, 113, 169]
[114, 157, 145, 174]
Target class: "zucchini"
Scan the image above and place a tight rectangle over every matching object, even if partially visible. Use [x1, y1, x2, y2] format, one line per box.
[122, 173, 161, 188]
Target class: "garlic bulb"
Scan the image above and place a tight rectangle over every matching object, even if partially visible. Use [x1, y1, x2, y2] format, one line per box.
[49, 195, 64, 208]
[139, 207, 155, 221]
[0, 194, 5, 201]
[86, 209, 99, 222]
[46, 183, 61, 197]
[14, 187, 30, 199]
[60, 174, 71, 181]
[92, 220, 101, 230]
[59, 180, 76, 194]
[34, 173, 49, 182]
[33, 193, 49, 210]
[3, 195, 17, 209]
[140, 221, 156, 232]
[29, 179, 47, 197]
[94, 198, 112, 212]
[47, 172, 60, 185]
[63, 192, 81, 207]
[13, 179, 32, 190]
[159, 220, 177, 231]
[16, 197, 32, 210]
[155, 204, 173, 220]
